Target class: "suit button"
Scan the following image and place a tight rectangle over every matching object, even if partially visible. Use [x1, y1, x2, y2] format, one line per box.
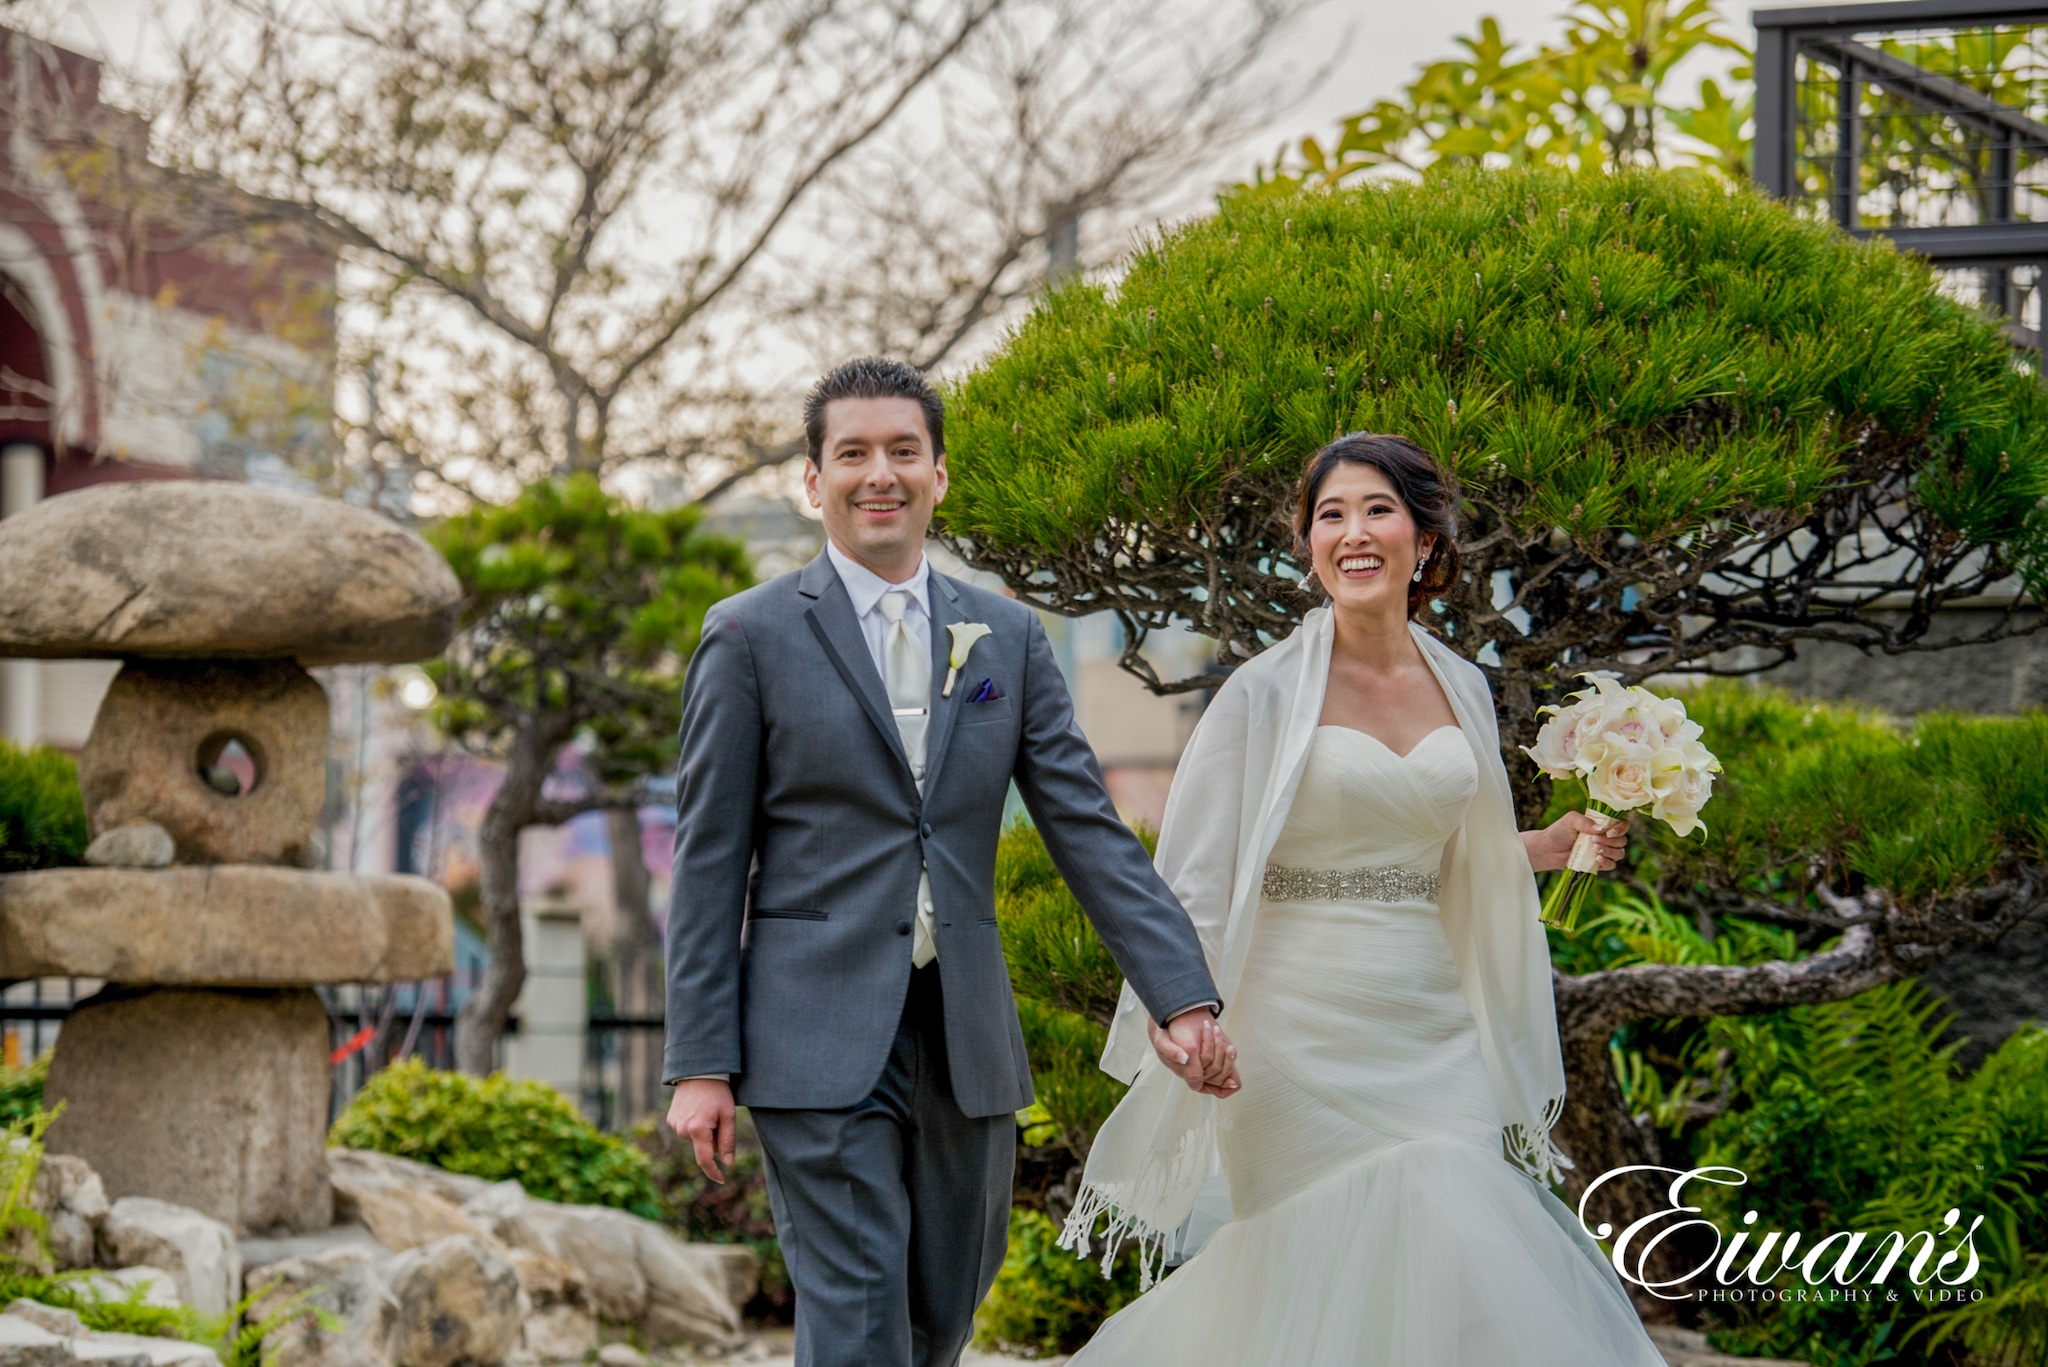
[920, 822, 933, 838]
[895, 920, 912, 936]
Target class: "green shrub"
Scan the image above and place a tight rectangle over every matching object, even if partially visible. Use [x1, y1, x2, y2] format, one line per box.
[975, 1207, 1141, 1357]
[329, 1058, 662, 1218]
[0, 1057, 47, 1127]
[0, 742, 87, 873]
[1687, 984, 2048, 1367]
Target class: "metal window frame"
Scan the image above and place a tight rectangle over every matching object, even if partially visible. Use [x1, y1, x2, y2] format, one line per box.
[1754, 0, 2048, 346]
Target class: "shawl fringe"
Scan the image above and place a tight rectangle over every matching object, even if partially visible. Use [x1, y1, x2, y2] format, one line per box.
[1056, 1110, 1216, 1291]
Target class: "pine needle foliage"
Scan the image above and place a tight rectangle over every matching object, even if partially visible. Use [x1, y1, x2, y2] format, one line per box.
[938, 168, 2048, 719]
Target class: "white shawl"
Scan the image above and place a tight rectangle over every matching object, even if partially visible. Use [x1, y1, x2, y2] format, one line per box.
[1060, 606, 1571, 1283]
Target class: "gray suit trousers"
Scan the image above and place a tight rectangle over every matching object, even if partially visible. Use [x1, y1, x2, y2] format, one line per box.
[750, 963, 1013, 1367]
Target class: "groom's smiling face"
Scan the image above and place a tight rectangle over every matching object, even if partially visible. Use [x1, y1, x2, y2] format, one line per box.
[806, 395, 947, 581]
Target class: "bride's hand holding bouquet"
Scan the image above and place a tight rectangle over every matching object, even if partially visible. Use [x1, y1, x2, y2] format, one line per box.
[1520, 673, 1721, 933]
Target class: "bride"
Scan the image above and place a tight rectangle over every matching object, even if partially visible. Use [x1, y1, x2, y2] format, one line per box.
[1059, 433, 1669, 1366]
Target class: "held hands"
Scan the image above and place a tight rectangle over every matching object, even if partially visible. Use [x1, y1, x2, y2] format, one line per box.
[666, 1078, 738, 1183]
[1524, 810, 1632, 874]
[1147, 1008, 1241, 1097]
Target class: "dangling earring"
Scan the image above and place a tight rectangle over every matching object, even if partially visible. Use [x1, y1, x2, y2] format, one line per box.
[1411, 557, 1426, 583]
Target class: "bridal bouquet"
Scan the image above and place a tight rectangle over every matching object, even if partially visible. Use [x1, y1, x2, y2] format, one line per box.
[1520, 673, 1721, 933]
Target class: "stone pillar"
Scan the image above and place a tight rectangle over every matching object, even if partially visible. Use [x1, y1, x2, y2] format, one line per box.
[501, 898, 587, 1105]
[0, 443, 41, 747]
[45, 987, 336, 1235]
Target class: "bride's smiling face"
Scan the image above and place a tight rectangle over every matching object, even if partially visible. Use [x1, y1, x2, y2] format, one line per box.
[1307, 461, 1436, 616]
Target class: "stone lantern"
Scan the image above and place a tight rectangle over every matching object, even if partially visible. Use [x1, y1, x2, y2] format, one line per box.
[0, 481, 460, 1236]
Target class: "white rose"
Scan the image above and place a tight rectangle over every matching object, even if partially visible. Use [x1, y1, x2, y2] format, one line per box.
[1587, 746, 1655, 810]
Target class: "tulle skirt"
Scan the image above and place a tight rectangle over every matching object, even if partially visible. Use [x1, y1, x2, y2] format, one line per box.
[1066, 893, 1667, 1367]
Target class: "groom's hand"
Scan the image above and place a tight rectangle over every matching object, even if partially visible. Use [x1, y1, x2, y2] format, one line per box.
[1150, 1009, 1241, 1097]
[667, 1078, 738, 1183]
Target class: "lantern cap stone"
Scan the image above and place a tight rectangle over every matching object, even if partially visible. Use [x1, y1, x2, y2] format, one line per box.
[0, 480, 460, 665]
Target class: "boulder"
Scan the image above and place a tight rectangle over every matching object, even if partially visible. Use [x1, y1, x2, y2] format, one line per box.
[77, 660, 327, 867]
[0, 481, 459, 666]
[327, 1153, 492, 1253]
[0, 1314, 77, 1365]
[513, 1305, 595, 1365]
[593, 1345, 647, 1367]
[0, 1296, 221, 1365]
[3, 1304, 82, 1338]
[384, 1237, 522, 1367]
[0, 869, 453, 986]
[50, 990, 333, 1235]
[97, 1200, 241, 1322]
[81, 825, 173, 871]
[33, 1155, 110, 1270]
[66, 1271, 179, 1312]
[244, 1246, 400, 1367]
[458, 1184, 744, 1351]
[325, 1152, 491, 1213]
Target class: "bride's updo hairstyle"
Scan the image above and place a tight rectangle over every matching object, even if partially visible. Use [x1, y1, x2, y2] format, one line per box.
[1291, 432, 1461, 621]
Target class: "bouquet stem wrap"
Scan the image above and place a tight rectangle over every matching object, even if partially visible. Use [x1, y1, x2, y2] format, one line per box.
[1539, 803, 1620, 933]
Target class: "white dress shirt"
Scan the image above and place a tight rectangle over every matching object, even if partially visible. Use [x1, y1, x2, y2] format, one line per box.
[825, 539, 933, 684]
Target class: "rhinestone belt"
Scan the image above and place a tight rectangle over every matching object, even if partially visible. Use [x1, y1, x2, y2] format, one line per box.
[1261, 863, 1441, 905]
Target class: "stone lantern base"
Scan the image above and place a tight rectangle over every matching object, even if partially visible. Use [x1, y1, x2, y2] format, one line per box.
[45, 987, 336, 1236]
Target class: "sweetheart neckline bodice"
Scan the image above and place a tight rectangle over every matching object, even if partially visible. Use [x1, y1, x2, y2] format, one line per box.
[1315, 723, 1463, 763]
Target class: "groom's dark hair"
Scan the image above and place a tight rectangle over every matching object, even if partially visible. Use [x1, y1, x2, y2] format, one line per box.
[804, 357, 946, 466]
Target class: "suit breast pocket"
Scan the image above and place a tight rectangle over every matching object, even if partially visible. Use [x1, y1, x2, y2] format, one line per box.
[956, 696, 1015, 727]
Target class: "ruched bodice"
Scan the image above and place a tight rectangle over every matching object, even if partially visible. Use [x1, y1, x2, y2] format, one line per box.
[1265, 724, 1477, 878]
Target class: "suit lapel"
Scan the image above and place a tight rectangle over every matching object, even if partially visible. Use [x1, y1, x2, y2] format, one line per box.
[922, 571, 966, 791]
[798, 552, 911, 777]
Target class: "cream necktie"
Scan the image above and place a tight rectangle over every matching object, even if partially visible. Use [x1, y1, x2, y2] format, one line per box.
[879, 589, 938, 968]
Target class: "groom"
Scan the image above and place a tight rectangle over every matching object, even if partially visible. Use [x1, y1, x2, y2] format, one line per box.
[662, 357, 1235, 1367]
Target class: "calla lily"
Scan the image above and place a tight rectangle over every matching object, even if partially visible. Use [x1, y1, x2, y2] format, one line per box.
[944, 622, 993, 697]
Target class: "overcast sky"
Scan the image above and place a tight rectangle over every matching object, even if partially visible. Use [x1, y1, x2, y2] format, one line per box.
[50, 0, 1760, 176]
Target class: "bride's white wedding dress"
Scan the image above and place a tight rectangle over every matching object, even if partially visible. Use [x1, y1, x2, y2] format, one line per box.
[1067, 723, 1666, 1366]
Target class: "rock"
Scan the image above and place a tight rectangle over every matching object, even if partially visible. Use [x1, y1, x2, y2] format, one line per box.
[34, 1155, 110, 1270]
[98, 1200, 241, 1321]
[0, 1314, 75, 1365]
[326, 1152, 491, 1213]
[460, 1187, 643, 1324]
[594, 1346, 645, 1367]
[0, 481, 460, 666]
[501, 1249, 583, 1308]
[238, 1222, 385, 1278]
[632, 1220, 747, 1351]
[459, 1184, 745, 1351]
[77, 660, 327, 867]
[67, 1269, 180, 1311]
[327, 1157, 492, 1254]
[81, 825, 173, 871]
[50, 991, 333, 1235]
[244, 1246, 399, 1367]
[0, 869, 453, 985]
[384, 1237, 522, 1367]
[1644, 1326, 1808, 1367]
[515, 1305, 595, 1365]
[70, 1335, 215, 1366]
[4, 1303, 82, 1338]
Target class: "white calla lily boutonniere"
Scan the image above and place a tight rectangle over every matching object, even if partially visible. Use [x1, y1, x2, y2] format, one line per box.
[943, 622, 993, 698]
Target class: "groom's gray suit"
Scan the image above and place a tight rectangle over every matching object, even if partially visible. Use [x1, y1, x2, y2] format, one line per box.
[663, 548, 1219, 1367]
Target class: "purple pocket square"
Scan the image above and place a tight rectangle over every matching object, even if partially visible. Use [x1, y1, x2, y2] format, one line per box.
[968, 677, 1000, 704]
